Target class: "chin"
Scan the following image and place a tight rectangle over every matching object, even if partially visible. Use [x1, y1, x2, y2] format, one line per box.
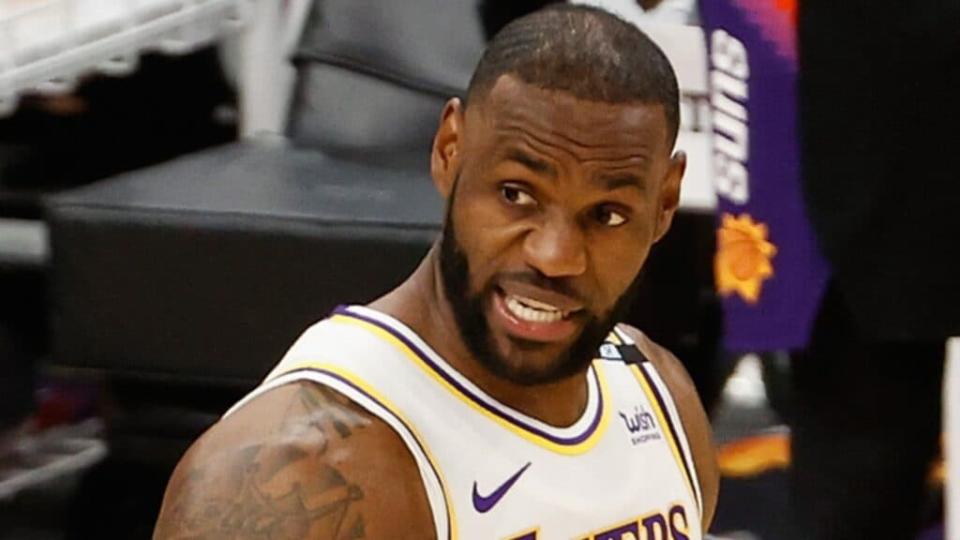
[484, 331, 590, 386]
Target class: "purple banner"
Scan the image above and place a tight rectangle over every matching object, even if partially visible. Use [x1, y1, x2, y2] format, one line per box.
[700, 0, 830, 351]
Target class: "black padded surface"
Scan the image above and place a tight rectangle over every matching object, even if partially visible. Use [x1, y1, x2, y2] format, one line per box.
[287, 0, 485, 157]
[50, 142, 441, 227]
[288, 64, 451, 160]
[47, 142, 442, 385]
[296, 0, 485, 98]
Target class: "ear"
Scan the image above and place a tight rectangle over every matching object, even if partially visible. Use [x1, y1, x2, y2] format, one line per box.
[653, 151, 686, 243]
[431, 98, 465, 199]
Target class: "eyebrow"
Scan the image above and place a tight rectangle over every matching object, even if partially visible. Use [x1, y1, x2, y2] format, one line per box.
[502, 147, 646, 192]
[503, 148, 558, 179]
[598, 172, 645, 192]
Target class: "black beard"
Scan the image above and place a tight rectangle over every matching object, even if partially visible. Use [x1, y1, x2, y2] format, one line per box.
[438, 189, 643, 386]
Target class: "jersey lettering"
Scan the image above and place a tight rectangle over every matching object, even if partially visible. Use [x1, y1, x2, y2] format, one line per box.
[710, 28, 751, 205]
[507, 504, 691, 540]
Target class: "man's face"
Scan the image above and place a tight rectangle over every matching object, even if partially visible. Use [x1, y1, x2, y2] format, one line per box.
[432, 75, 684, 385]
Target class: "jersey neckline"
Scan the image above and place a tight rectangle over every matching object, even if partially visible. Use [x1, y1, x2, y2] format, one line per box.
[331, 304, 610, 454]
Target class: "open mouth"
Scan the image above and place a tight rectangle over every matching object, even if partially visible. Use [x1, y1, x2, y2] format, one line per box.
[491, 287, 582, 343]
[503, 292, 571, 323]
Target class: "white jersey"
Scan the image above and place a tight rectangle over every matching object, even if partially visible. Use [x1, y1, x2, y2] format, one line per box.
[227, 305, 703, 540]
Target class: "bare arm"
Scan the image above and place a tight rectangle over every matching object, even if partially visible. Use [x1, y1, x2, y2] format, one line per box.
[622, 325, 720, 533]
[153, 381, 435, 539]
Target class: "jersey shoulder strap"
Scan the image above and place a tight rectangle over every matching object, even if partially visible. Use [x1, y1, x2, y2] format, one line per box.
[608, 324, 705, 518]
[596, 325, 652, 364]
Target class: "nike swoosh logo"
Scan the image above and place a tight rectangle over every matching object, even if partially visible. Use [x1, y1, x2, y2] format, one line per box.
[472, 462, 532, 513]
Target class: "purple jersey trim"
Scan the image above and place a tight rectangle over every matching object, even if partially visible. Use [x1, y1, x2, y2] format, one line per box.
[280, 366, 452, 539]
[333, 305, 605, 447]
[635, 363, 701, 513]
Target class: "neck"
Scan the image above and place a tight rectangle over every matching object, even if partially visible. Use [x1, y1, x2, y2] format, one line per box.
[369, 245, 591, 427]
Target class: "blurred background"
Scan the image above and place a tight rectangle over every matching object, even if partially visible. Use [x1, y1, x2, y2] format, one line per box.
[0, 0, 955, 538]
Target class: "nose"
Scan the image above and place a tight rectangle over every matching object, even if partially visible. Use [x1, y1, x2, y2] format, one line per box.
[523, 212, 588, 278]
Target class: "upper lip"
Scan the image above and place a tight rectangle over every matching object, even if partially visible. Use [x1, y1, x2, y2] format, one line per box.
[498, 281, 585, 313]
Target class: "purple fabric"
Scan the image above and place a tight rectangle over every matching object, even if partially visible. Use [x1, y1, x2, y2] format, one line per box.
[916, 525, 944, 540]
[701, 0, 830, 351]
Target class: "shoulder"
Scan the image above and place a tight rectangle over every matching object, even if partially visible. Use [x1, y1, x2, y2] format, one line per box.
[618, 324, 720, 532]
[153, 381, 435, 540]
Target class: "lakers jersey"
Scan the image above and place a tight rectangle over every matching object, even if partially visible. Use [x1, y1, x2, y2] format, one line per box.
[226, 305, 704, 540]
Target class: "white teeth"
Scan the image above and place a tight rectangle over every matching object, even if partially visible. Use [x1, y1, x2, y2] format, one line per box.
[514, 294, 561, 312]
[505, 295, 564, 323]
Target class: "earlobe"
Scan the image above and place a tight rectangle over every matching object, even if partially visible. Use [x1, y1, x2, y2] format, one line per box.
[431, 98, 465, 199]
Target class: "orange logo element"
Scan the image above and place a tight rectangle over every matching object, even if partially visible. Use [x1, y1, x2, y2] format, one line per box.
[715, 213, 778, 304]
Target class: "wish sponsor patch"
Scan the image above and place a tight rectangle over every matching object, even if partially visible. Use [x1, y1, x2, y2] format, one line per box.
[619, 405, 662, 446]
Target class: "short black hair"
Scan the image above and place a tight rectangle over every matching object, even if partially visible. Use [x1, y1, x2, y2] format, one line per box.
[466, 4, 680, 145]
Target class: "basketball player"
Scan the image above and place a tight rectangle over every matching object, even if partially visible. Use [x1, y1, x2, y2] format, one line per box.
[153, 5, 718, 539]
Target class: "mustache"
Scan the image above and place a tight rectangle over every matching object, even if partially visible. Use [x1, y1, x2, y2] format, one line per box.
[493, 271, 587, 305]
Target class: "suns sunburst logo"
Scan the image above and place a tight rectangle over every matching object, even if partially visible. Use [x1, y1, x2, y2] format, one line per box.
[715, 213, 778, 304]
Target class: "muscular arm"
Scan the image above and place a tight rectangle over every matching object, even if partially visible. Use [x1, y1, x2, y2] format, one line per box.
[153, 382, 435, 539]
[621, 325, 720, 533]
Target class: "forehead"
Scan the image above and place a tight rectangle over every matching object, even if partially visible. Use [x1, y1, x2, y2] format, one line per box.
[466, 75, 670, 160]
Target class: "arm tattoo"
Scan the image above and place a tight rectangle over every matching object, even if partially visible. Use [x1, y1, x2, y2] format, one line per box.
[156, 385, 370, 539]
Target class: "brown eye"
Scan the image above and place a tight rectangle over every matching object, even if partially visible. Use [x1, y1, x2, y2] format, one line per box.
[595, 205, 628, 227]
[501, 185, 536, 206]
